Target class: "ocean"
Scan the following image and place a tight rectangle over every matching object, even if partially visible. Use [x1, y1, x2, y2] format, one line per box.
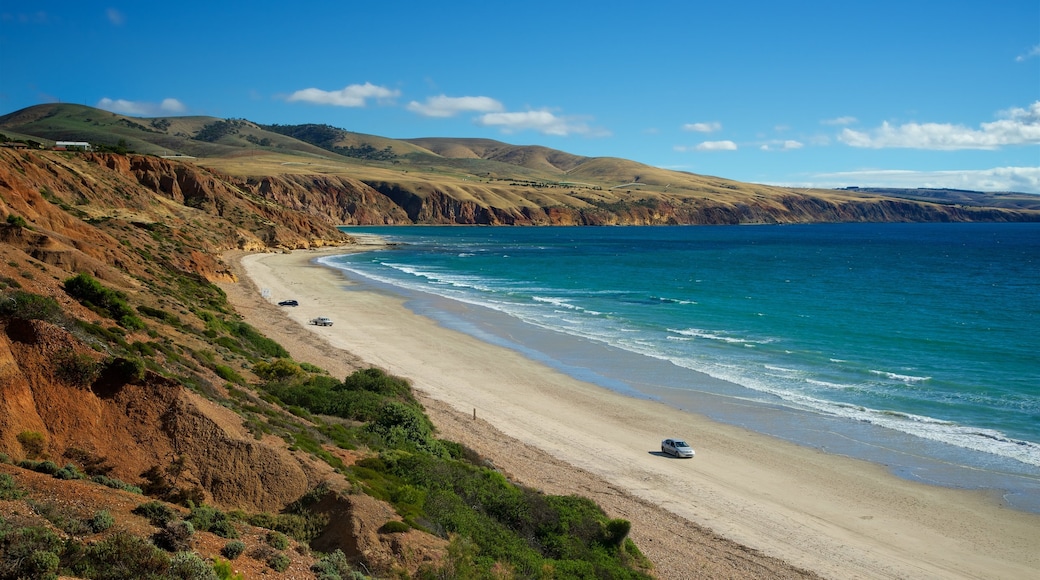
[324, 223, 1040, 512]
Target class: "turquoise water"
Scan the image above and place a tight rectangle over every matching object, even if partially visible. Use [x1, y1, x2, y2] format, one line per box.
[326, 223, 1040, 511]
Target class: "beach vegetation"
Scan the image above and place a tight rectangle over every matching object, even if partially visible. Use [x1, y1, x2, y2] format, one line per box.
[0, 290, 63, 322]
[255, 365, 652, 578]
[221, 540, 246, 560]
[63, 272, 145, 330]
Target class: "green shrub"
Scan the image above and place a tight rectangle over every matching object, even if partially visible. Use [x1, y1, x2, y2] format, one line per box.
[54, 349, 101, 387]
[0, 473, 25, 500]
[213, 364, 244, 384]
[25, 549, 60, 580]
[73, 530, 170, 579]
[366, 401, 442, 454]
[92, 474, 143, 494]
[132, 500, 176, 526]
[231, 321, 289, 358]
[167, 551, 218, 580]
[0, 290, 62, 321]
[89, 510, 115, 533]
[310, 549, 354, 579]
[137, 304, 182, 326]
[5, 214, 29, 227]
[266, 530, 289, 550]
[188, 504, 238, 538]
[22, 459, 60, 475]
[54, 463, 86, 480]
[221, 539, 246, 560]
[214, 557, 245, 580]
[253, 358, 302, 381]
[62, 272, 144, 329]
[268, 552, 291, 573]
[0, 525, 64, 562]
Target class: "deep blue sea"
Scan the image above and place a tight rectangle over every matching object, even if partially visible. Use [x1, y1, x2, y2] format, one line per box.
[326, 223, 1040, 512]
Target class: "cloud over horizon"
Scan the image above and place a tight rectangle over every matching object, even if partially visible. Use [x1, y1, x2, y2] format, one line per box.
[838, 101, 1040, 150]
[475, 110, 603, 137]
[796, 166, 1040, 194]
[407, 95, 504, 118]
[96, 97, 185, 116]
[287, 83, 400, 107]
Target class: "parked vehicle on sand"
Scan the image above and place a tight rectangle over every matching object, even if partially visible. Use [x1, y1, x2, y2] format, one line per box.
[309, 317, 333, 326]
[277, 299, 299, 306]
[661, 438, 695, 458]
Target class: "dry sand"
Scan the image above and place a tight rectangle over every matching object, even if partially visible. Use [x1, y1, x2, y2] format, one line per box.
[220, 246, 1039, 580]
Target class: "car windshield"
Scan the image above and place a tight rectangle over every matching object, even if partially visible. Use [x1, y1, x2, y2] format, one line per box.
[674, 441, 689, 448]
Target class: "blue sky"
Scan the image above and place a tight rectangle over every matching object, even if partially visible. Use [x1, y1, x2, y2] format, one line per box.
[2, 1, 1038, 192]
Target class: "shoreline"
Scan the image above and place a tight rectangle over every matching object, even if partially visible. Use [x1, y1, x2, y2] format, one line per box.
[221, 246, 1039, 579]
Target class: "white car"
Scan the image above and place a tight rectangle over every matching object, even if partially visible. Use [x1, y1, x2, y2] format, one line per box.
[309, 317, 333, 326]
[661, 438, 695, 458]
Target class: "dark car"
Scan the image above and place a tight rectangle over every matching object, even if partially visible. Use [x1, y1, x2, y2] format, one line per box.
[277, 299, 299, 307]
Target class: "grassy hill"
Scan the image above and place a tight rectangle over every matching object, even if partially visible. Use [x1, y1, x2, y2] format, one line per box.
[2, 103, 1037, 226]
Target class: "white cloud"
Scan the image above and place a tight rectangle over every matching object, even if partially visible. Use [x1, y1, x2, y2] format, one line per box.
[760, 139, 803, 151]
[683, 121, 721, 133]
[407, 95, 503, 118]
[286, 82, 400, 107]
[789, 167, 1040, 194]
[838, 101, 1040, 150]
[106, 8, 124, 26]
[476, 109, 604, 137]
[158, 98, 186, 113]
[1016, 44, 1040, 62]
[822, 116, 857, 126]
[694, 140, 738, 151]
[96, 97, 186, 116]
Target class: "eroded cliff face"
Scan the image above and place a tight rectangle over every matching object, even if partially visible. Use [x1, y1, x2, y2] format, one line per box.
[0, 318, 320, 513]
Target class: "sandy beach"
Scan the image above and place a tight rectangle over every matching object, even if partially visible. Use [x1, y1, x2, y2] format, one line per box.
[220, 246, 1039, 580]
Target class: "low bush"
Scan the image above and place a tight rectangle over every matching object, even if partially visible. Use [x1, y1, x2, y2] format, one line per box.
[310, 549, 355, 579]
[132, 500, 176, 526]
[268, 552, 291, 573]
[0, 291, 62, 322]
[92, 474, 143, 494]
[89, 510, 115, 533]
[266, 530, 289, 550]
[153, 519, 194, 552]
[54, 349, 101, 387]
[54, 463, 86, 480]
[166, 551, 216, 580]
[188, 504, 239, 538]
[73, 530, 170, 579]
[214, 557, 245, 580]
[221, 539, 246, 560]
[0, 473, 24, 500]
[63, 272, 145, 330]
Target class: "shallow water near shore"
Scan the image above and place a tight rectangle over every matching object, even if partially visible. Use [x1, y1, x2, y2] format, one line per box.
[326, 223, 1040, 512]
